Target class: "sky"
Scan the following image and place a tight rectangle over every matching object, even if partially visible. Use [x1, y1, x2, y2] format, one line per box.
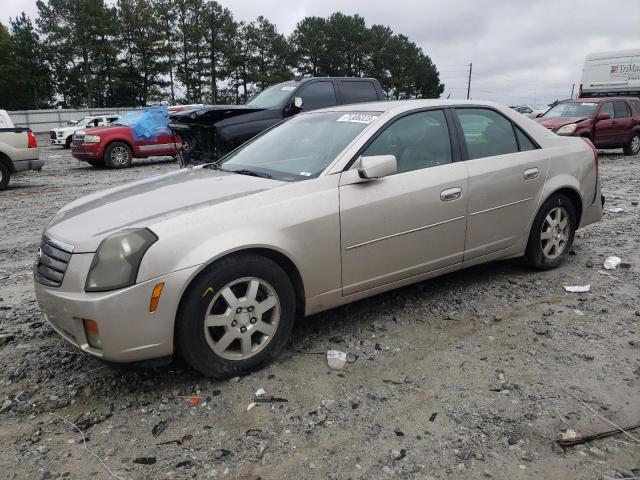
[2, 0, 639, 107]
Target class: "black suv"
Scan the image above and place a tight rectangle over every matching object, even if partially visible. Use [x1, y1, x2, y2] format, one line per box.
[169, 77, 385, 164]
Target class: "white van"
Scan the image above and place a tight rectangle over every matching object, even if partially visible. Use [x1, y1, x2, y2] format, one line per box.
[579, 49, 640, 98]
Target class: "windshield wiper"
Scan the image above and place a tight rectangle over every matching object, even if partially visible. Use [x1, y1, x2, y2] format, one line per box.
[229, 168, 272, 179]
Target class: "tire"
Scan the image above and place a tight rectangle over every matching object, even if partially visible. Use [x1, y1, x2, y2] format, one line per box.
[87, 159, 104, 168]
[104, 141, 132, 168]
[525, 193, 576, 270]
[176, 254, 296, 378]
[64, 136, 72, 149]
[0, 162, 10, 190]
[623, 133, 640, 156]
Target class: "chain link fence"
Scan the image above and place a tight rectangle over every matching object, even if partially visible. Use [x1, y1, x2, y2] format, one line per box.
[7, 107, 138, 133]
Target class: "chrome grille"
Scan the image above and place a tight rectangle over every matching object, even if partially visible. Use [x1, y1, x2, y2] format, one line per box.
[50, 131, 56, 139]
[35, 236, 74, 287]
[73, 132, 84, 145]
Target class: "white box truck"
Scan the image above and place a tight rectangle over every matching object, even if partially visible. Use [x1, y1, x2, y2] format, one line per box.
[579, 49, 640, 98]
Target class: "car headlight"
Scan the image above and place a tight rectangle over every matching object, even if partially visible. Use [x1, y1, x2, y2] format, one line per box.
[83, 134, 101, 143]
[85, 229, 157, 292]
[556, 123, 577, 135]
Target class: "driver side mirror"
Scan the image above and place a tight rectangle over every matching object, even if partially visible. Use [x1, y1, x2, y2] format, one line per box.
[357, 155, 397, 180]
[536, 112, 544, 118]
[293, 96, 303, 109]
[596, 113, 611, 121]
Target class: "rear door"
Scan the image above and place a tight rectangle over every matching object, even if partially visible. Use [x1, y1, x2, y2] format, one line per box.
[454, 107, 549, 261]
[612, 101, 633, 143]
[339, 109, 468, 295]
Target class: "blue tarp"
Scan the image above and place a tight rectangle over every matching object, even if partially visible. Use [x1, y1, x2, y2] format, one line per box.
[113, 106, 171, 142]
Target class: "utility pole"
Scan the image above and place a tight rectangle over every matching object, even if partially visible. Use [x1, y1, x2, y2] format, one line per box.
[467, 62, 473, 100]
[570, 83, 575, 99]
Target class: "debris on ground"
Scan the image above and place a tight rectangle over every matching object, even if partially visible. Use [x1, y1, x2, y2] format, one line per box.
[603, 256, 622, 270]
[326, 349, 347, 369]
[563, 285, 591, 293]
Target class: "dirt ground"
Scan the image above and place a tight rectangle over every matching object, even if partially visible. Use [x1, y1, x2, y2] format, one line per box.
[0, 143, 638, 480]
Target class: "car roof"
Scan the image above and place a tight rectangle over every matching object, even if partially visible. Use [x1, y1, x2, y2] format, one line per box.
[311, 99, 510, 115]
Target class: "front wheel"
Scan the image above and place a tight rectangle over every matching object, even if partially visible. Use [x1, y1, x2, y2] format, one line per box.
[176, 254, 296, 378]
[623, 133, 640, 156]
[525, 194, 576, 270]
[104, 141, 132, 168]
[64, 136, 72, 149]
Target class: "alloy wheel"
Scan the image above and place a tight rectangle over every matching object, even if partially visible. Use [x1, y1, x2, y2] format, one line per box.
[540, 206, 570, 260]
[632, 135, 640, 155]
[203, 277, 280, 360]
[110, 146, 129, 166]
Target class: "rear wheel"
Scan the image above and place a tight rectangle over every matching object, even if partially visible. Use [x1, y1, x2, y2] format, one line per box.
[176, 254, 296, 378]
[104, 141, 132, 168]
[0, 162, 10, 190]
[525, 193, 576, 270]
[623, 133, 640, 156]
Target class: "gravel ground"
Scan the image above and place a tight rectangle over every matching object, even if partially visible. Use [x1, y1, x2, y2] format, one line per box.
[0, 144, 639, 480]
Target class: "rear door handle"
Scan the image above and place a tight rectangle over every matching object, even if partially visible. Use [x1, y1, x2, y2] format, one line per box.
[523, 168, 539, 180]
[440, 187, 462, 201]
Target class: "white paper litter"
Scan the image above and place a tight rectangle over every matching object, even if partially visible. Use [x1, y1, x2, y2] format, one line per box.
[255, 388, 265, 397]
[247, 402, 257, 411]
[607, 207, 624, 213]
[573, 309, 585, 316]
[563, 285, 590, 293]
[603, 256, 621, 270]
[326, 350, 347, 369]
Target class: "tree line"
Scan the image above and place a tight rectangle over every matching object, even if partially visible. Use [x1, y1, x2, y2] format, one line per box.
[0, 0, 444, 110]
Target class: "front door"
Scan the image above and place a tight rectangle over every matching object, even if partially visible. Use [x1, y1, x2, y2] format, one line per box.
[339, 109, 468, 296]
[593, 102, 615, 145]
[454, 107, 549, 260]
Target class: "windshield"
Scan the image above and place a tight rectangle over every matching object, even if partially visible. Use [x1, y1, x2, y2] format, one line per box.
[218, 111, 381, 181]
[245, 82, 297, 109]
[74, 117, 93, 127]
[543, 102, 597, 118]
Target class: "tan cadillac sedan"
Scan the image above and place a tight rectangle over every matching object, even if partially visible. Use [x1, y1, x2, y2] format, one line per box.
[34, 100, 603, 378]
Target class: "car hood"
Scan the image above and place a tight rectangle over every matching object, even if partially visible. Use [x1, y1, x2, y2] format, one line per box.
[536, 116, 588, 129]
[45, 167, 285, 252]
[169, 105, 267, 126]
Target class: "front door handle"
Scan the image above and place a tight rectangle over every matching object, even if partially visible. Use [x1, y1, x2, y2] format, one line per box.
[523, 168, 539, 180]
[440, 187, 462, 201]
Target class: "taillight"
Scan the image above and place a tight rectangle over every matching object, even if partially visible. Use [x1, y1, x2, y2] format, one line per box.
[27, 130, 38, 148]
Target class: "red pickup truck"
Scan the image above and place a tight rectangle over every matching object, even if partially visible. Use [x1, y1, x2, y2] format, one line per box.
[536, 97, 640, 155]
[71, 106, 196, 168]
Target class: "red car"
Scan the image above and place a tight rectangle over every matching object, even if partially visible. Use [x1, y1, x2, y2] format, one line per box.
[71, 106, 197, 168]
[536, 97, 640, 155]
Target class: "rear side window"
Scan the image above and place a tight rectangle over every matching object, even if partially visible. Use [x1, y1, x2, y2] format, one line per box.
[515, 127, 537, 151]
[339, 81, 378, 104]
[613, 101, 630, 118]
[297, 81, 337, 111]
[363, 110, 452, 173]
[456, 108, 518, 159]
[632, 100, 640, 114]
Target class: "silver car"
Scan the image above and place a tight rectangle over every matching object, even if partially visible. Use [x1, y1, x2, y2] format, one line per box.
[34, 100, 603, 378]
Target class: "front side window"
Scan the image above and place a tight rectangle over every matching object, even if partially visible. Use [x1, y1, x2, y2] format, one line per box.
[600, 102, 614, 117]
[297, 81, 337, 111]
[456, 108, 518, 159]
[613, 101, 630, 118]
[362, 110, 452, 174]
[219, 111, 380, 181]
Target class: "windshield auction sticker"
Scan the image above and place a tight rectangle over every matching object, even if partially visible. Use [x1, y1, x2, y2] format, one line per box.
[336, 114, 379, 124]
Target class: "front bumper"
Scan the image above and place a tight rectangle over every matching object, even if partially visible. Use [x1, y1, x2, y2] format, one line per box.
[34, 252, 199, 363]
[71, 143, 102, 161]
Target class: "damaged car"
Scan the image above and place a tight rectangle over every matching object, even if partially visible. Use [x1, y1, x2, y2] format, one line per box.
[34, 100, 603, 378]
[169, 77, 385, 164]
